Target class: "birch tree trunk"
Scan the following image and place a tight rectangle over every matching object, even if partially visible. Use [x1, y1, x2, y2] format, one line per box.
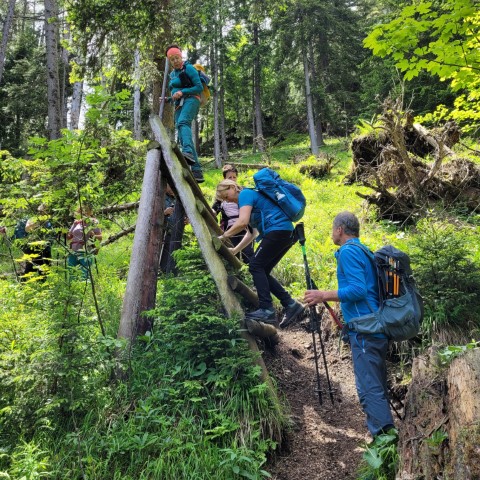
[70, 79, 83, 130]
[44, 0, 62, 139]
[133, 49, 142, 140]
[252, 23, 265, 152]
[69, 43, 84, 130]
[303, 48, 319, 155]
[0, 0, 16, 85]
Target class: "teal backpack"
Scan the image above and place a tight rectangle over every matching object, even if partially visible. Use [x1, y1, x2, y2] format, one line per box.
[253, 168, 306, 222]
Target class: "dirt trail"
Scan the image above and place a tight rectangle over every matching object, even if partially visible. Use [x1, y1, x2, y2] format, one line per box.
[264, 318, 368, 480]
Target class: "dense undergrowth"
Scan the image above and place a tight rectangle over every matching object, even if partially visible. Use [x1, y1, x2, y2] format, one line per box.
[1, 133, 480, 479]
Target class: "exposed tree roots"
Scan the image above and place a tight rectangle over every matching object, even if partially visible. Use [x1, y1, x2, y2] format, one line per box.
[346, 98, 479, 225]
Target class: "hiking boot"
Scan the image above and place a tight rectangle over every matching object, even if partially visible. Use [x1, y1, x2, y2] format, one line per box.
[279, 300, 305, 329]
[192, 169, 205, 183]
[245, 308, 276, 324]
[183, 152, 196, 166]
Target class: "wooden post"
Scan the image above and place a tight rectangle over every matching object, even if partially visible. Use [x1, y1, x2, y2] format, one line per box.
[117, 148, 165, 341]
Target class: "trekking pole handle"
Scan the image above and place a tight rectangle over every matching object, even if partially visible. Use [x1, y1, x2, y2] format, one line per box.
[295, 222, 306, 245]
[311, 278, 343, 329]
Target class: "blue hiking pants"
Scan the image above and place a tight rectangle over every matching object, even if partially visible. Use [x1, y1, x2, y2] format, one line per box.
[174, 96, 201, 173]
[349, 333, 394, 436]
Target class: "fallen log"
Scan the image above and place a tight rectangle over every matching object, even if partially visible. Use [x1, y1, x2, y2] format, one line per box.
[98, 201, 140, 215]
[223, 162, 279, 170]
[101, 225, 135, 247]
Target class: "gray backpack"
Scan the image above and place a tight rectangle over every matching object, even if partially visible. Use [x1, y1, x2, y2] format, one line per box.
[345, 244, 423, 341]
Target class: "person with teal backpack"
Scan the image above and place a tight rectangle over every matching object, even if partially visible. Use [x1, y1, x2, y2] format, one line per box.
[166, 45, 205, 183]
[216, 173, 305, 327]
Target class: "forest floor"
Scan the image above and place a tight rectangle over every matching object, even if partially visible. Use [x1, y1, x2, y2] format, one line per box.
[263, 315, 368, 480]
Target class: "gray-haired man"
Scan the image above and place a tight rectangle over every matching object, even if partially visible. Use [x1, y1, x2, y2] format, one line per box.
[304, 211, 395, 438]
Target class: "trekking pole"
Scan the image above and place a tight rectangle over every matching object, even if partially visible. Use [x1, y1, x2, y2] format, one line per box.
[159, 59, 170, 121]
[296, 222, 335, 405]
[2, 235, 19, 282]
[310, 277, 343, 329]
[387, 385, 405, 421]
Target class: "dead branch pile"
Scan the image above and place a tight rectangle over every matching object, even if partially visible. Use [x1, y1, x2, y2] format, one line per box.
[346, 98, 478, 225]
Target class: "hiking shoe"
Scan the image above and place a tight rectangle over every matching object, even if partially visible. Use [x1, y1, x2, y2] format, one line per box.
[183, 152, 196, 166]
[192, 169, 205, 183]
[245, 308, 276, 323]
[279, 300, 305, 329]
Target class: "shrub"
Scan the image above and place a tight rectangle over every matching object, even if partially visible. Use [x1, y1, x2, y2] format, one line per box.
[358, 430, 399, 480]
[410, 219, 480, 343]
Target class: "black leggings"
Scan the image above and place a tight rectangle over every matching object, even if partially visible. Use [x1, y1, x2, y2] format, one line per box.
[248, 230, 296, 310]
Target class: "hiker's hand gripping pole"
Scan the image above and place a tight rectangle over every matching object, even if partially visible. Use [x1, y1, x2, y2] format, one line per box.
[296, 224, 342, 328]
[296, 222, 334, 405]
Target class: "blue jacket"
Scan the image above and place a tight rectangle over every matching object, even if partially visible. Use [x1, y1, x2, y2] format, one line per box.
[335, 238, 380, 324]
[168, 61, 203, 101]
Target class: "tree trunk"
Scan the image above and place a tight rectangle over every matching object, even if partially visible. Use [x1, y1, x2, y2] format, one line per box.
[303, 47, 319, 155]
[69, 49, 84, 130]
[398, 348, 480, 480]
[151, 0, 173, 130]
[70, 80, 83, 130]
[0, 0, 16, 86]
[20, 0, 26, 32]
[251, 73, 256, 154]
[211, 43, 222, 168]
[309, 41, 324, 146]
[219, 47, 228, 162]
[117, 148, 165, 341]
[253, 23, 265, 152]
[44, 0, 62, 140]
[59, 18, 69, 130]
[133, 48, 142, 140]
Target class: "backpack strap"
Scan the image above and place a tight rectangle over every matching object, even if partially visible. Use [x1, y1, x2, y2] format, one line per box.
[179, 63, 194, 88]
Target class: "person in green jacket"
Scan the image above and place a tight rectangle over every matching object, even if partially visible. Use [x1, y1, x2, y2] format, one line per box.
[166, 45, 204, 183]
